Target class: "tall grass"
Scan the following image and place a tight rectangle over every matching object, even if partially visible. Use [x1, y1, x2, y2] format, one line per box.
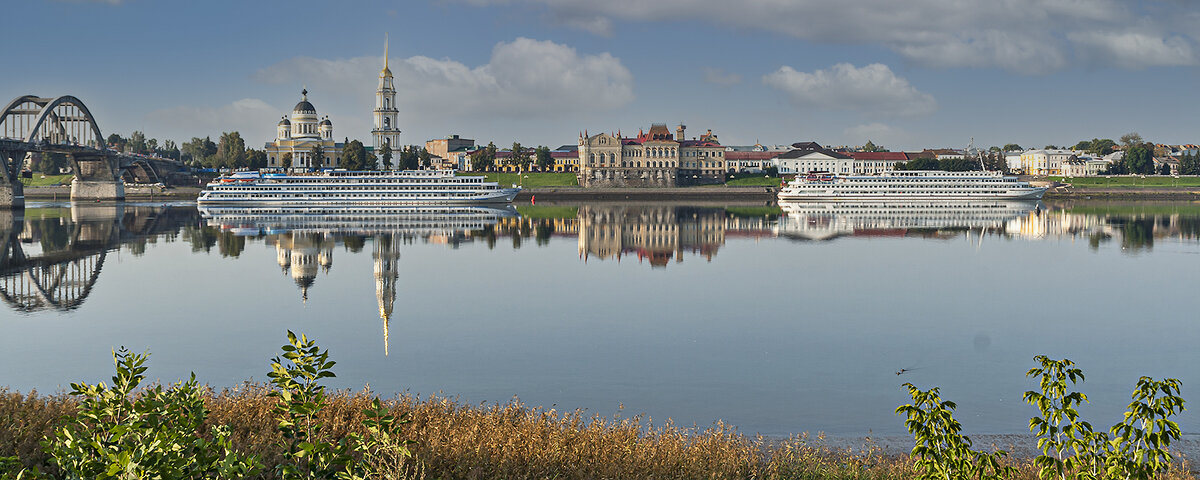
[0, 386, 1192, 479]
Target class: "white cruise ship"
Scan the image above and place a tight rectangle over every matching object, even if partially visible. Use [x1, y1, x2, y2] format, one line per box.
[197, 170, 521, 205]
[778, 170, 1047, 201]
[197, 204, 518, 236]
[774, 200, 1038, 241]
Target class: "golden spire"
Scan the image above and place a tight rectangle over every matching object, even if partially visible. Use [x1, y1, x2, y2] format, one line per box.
[381, 33, 392, 77]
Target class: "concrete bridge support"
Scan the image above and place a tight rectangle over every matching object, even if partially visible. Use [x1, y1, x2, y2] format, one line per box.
[69, 153, 124, 201]
[0, 149, 26, 209]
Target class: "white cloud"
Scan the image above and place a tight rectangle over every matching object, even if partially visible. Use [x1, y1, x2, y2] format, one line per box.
[763, 63, 936, 116]
[703, 67, 741, 86]
[451, 0, 1199, 72]
[145, 98, 280, 145]
[255, 37, 633, 120]
[1069, 31, 1198, 69]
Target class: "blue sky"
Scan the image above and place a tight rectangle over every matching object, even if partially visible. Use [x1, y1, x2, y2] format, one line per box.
[4, 0, 1199, 151]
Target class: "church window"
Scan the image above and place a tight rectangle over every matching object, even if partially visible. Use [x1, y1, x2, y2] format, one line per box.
[384, 118, 390, 128]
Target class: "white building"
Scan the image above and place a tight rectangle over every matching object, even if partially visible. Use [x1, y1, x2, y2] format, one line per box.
[372, 37, 402, 152]
[264, 89, 343, 169]
[772, 142, 853, 174]
[1018, 149, 1075, 175]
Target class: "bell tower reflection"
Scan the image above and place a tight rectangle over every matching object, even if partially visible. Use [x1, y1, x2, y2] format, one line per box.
[373, 234, 400, 356]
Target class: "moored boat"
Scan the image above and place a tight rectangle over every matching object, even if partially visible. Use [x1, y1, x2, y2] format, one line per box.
[778, 170, 1048, 201]
[198, 169, 521, 205]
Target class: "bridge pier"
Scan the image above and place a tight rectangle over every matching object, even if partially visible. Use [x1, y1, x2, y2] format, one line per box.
[69, 152, 124, 201]
[0, 149, 25, 209]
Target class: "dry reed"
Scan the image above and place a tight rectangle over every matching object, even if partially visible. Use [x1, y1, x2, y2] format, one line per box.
[0, 385, 1193, 479]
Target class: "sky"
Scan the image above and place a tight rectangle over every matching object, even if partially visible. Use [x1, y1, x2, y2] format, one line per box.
[3, 0, 1199, 152]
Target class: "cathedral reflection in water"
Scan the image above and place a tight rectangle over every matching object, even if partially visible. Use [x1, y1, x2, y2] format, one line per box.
[8, 201, 1200, 356]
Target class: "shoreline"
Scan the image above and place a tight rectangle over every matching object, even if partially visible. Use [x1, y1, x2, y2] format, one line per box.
[20, 184, 1200, 202]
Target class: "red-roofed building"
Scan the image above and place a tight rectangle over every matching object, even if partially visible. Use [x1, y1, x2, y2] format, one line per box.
[578, 123, 725, 187]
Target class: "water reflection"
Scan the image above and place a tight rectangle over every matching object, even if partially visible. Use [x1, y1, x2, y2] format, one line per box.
[0, 204, 198, 312]
[775, 200, 1039, 241]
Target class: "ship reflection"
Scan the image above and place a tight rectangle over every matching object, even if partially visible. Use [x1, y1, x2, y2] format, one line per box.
[199, 205, 518, 355]
[773, 200, 1041, 241]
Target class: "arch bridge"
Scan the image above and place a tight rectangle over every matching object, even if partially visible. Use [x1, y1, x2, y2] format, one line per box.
[0, 95, 185, 208]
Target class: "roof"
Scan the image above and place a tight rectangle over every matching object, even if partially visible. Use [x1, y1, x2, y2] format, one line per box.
[791, 141, 824, 150]
[777, 148, 851, 160]
[725, 151, 777, 161]
[851, 152, 910, 161]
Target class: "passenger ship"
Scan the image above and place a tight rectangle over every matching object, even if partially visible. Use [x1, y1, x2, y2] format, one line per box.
[778, 170, 1048, 201]
[197, 204, 517, 236]
[197, 170, 521, 205]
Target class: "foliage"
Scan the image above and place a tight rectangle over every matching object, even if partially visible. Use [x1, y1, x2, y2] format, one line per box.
[896, 383, 1014, 480]
[470, 142, 496, 171]
[339, 140, 369, 171]
[267, 331, 414, 480]
[28, 153, 67, 175]
[182, 137, 218, 167]
[216, 132, 247, 169]
[1003, 143, 1023, 152]
[44, 348, 259, 479]
[1179, 151, 1200, 175]
[311, 144, 325, 170]
[246, 149, 269, 170]
[862, 140, 885, 152]
[379, 143, 393, 170]
[1024, 356, 1186, 480]
[894, 157, 980, 171]
[509, 142, 530, 168]
[417, 148, 431, 169]
[1122, 145, 1154, 175]
[1119, 132, 1143, 147]
[280, 152, 293, 170]
[1023, 356, 1105, 479]
[534, 145, 552, 170]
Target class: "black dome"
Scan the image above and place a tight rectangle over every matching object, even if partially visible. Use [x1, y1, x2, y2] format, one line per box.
[278, 117, 291, 125]
[293, 101, 316, 113]
[319, 118, 332, 126]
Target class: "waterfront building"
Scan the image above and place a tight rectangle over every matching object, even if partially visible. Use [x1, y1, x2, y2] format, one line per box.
[577, 123, 724, 188]
[772, 142, 853, 175]
[265, 89, 344, 169]
[426, 134, 473, 169]
[850, 152, 911, 174]
[1018, 149, 1075, 175]
[372, 38, 402, 152]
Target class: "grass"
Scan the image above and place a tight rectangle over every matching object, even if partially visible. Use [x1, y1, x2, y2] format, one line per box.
[459, 172, 579, 187]
[726, 175, 784, 187]
[18, 174, 72, 187]
[1049, 175, 1200, 187]
[2, 386, 1192, 480]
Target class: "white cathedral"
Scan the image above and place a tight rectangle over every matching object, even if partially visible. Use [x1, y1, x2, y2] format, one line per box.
[264, 89, 344, 170]
[372, 36, 402, 152]
[265, 36, 401, 170]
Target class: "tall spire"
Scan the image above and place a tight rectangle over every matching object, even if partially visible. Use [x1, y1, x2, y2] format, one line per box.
[381, 34, 392, 77]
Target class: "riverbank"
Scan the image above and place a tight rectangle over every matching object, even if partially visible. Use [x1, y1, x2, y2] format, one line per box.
[21, 184, 1200, 202]
[7, 386, 1192, 480]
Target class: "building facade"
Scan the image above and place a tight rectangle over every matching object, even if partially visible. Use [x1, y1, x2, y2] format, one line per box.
[577, 123, 724, 188]
[265, 89, 344, 169]
[772, 142, 853, 174]
[1018, 149, 1075, 175]
[372, 38, 402, 152]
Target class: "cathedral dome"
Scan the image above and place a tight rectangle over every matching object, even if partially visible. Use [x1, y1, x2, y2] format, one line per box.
[320, 118, 332, 126]
[278, 117, 291, 126]
[293, 89, 316, 113]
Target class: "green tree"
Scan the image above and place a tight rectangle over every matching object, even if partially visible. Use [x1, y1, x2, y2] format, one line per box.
[339, 140, 367, 170]
[400, 146, 419, 170]
[418, 148, 431, 169]
[1159, 162, 1172, 175]
[311, 144, 326, 169]
[106, 133, 127, 151]
[364, 149, 378, 170]
[246, 148, 268, 170]
[535, 145, 552, 171]
[1180, 151, 1200, 175]
[128, 131, 149, 155]
[30, 152, 68, 174]
[863, 140, 881, 152]
[471, 142, 496, 171]
[217, 131, 247, 168]
[1002, 143, 1023, 152]
[1120, 132, 1143, 147]
[379, 143, 393, 170]
[510, 142, 530, 169]
[1088, 138, 1116, 156]
[1124, 144, 1154, 174]
[1072, 140, 1092, 151]
[896, 157, 940, 170]
[281, 152, 293, 170]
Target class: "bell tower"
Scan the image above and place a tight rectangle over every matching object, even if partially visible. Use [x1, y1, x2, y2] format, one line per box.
[373, 34, 402, 151]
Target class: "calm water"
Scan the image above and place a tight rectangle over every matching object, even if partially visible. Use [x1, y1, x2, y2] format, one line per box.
[2, 200, 1198, 438]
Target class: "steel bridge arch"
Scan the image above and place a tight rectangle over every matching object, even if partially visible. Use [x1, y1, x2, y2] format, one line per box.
[0, 95, 104, 147]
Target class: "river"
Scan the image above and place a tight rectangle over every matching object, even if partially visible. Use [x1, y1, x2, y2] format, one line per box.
[1, 200, 1197, 440]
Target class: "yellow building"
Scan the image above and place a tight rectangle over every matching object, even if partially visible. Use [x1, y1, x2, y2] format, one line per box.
[265, 89, 344, 170]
